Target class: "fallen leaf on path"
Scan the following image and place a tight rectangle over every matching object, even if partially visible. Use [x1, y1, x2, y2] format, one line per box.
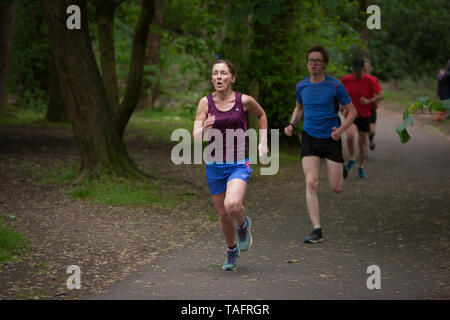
[285, 259, 300, 264]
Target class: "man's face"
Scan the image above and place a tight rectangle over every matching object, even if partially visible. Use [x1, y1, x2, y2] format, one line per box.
[307, 51, 327, 76]
[363, 62, 372, 74]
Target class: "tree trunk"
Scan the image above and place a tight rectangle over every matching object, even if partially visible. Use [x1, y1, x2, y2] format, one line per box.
[137, 0, 164, 110]
[46, 52, 68, 122]
[41, 0, 140, 182]
[0, 0, 17, 109]
[92, 0, 123, 113]
[358, 0, 370, 58]
[116, 0, 155, 138]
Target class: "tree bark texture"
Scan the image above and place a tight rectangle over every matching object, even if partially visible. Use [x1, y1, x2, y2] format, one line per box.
[41, 0, 138, 180]
[358, 0, 370, 59]
[0, 0, 17, 108]
[46, 52, 68, 122]
[116, 0, 155, 138]
[137, 0, 164, 110]
[91, 0, 123, 113]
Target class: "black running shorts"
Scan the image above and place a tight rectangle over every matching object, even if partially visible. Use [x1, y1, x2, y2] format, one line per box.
[369, 109, 377, 124]
[300, 131, 344, 163]
[354, 116, 371, 133]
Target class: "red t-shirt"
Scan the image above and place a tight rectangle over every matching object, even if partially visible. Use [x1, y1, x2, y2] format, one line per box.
[341, 74, 381, 117]
[366, 74, 381, 110]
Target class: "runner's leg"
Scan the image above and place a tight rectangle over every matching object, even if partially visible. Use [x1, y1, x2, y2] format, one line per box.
[369, 110, 376, 150]
[224, 178, 247, 227]
[326, 158, 343, 193]
[358, 130, 369, 167]
[347, 123, 357, 160]
[370, 123, 376, 139]
[211, 192, 236, 248]
[302, 156, 321, 228]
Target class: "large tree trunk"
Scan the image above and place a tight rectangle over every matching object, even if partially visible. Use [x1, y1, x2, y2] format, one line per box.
[116, 0, 155, 138]
[41, 0, 140, 182]
[0, 0, 17, 109]
[358, 0, 370, 58]
[45, 52, 68, 122]
[91, 0, 123, 113]
[137, 0, 164, 110]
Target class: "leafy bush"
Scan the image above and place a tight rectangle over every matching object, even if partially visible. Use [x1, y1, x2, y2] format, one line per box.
[9, 2, 50, 113]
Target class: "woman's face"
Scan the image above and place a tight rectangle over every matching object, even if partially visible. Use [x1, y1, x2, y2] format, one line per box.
[212, 63, 235, 91]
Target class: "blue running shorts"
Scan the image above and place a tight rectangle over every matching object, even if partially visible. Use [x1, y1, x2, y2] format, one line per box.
[205, 159, 252, 195]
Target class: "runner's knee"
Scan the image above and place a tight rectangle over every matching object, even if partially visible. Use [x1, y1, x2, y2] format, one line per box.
[331, 183, 342, 193]
[358, 138, 366, 148]
[306, 177, 318, 193]
[224, 199, 242, 216]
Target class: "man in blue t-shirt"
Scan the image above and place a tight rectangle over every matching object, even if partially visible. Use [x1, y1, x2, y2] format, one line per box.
[284, 45, 357, 244]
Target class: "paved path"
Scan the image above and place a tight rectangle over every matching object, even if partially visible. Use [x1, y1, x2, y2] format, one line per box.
[90, 109, 450, 300]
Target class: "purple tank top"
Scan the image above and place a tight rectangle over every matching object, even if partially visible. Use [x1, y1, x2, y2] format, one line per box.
[206, 91, 249, 162]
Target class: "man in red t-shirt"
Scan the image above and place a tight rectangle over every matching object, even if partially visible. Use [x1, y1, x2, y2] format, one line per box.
[363, 59, 383, 150]
[341, 59, 384, 178]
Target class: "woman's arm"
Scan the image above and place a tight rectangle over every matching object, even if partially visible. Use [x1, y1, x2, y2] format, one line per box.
[193, 97, 214, 141]
[242, 94, 268, 156]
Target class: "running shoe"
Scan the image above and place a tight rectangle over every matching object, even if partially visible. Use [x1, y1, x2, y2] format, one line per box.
[358, 167, 366, 178]
[304, 228, 323, 244]
[223, 245, 240, 271]
[369, 138, 376, 150]
[237, 216, 252, 252]
[346, 159, 357, 172]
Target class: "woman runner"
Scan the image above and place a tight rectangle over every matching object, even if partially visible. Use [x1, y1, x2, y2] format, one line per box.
[193, 60, 269, 270]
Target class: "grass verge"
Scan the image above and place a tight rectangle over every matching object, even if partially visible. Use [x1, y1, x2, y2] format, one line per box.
[16, 160, 200, 209]
[70, 177, 175, 207]
[0, 215, 29, 264]
[381, 78, 438, 111]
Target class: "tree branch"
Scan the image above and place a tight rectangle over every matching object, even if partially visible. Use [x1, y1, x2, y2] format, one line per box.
[115, 0, 156, 138]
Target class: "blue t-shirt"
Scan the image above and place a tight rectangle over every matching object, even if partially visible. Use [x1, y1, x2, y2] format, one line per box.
[296, 75, 351, 139]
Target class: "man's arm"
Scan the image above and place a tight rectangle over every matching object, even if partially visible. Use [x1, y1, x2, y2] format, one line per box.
[284, 102, 304, 136]
[361, 77, 384, 106]
[331, 102, 356, 141]
[361, 92, 384, 106]
[370, 92, 384, 104]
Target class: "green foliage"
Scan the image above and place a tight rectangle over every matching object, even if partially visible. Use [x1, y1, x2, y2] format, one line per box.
[8, 0, 449, 132]
[371, 0, 450, 80]
[0, 108, 44, 125]
[382, 78, 439, 110]
[395, 97, 450, 143]
[9, 2, 50, 113]
[113, 1, 141, 93]
[216, 0, 361, 130]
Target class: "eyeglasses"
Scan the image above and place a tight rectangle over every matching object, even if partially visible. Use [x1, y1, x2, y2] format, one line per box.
[307, 59, 324, 64]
